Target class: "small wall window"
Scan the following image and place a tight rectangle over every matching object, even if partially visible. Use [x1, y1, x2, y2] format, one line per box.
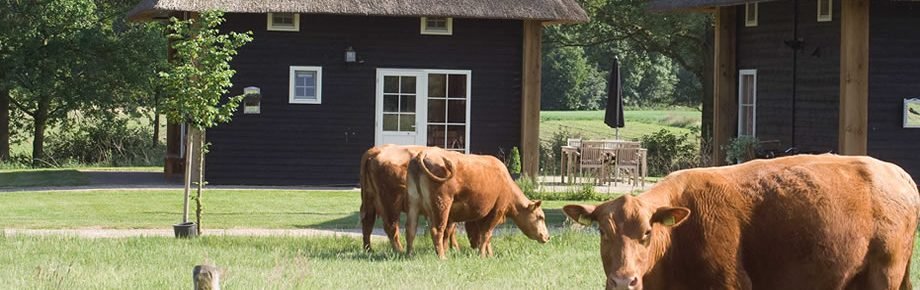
[817, 0, 833, 22]
[745, 3, 759, 27]
[289, 66, 322, 104]
[420, 17, 453, 35]
[738, 69, 757, 137]
[267, 13, 299, 31]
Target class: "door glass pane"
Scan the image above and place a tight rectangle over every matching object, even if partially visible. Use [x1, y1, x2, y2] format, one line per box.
[446, 125, 465, 149]
[742, 75, 755, 104]
[399, 114, 416, 132]
[428, 125, 446, 147]
[447, 100, 466, 123]
[448, 74, 467, 98]
[384, 76, 399, 94]
[428, 99, 446, 123]
[401, 95, 416, 112]
[383, 95, 399, 112]
[383, 114, 398, 131]
[401, 77, 416, 94]
[429, 74, 446, 98]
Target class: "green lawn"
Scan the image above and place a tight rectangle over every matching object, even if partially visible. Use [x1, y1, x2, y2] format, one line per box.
[0, 189, 591, 230]
[1, 231, 919, 289]
[541, 109, 701, 142]
[0, 231, 604, 289]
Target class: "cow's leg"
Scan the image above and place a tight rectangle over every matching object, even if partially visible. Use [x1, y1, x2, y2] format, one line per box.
[429, 196, 453, 260]
[381, 205, 403, 253]
[445, 222, 460, 251]
[478, 216, 502, 258]
[858, 236, 914, 290]
[360, 197, 377, 252]
[405, 200, 420, 256]
[465, 221, 481, 249]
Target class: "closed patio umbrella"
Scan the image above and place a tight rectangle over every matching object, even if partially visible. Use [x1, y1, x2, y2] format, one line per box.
[604, 57, 625, 139]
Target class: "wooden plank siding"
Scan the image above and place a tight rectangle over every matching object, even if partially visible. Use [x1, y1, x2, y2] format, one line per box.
[205, 14, 524, 185]
[867, 1, 920, 181]
[735, 0, 840, 153]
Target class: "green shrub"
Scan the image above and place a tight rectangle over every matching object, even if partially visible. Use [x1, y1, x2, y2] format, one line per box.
[723, 135, 760, 164]
[44, 117, 164, 167]
[516, 176, 611, 202]
[640, 129, 700, 176]
[507, 147, 522, 175]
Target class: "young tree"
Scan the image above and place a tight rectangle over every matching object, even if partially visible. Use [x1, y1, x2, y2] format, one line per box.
[159, 11, 252, 234]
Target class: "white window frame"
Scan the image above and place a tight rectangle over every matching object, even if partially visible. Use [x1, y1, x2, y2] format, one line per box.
[420, 17, 453, 35]
[738, 69, 758, 137]
[267, 13, 300, 32]
[817, 0, 833, 22]
[289, 66, 322, 104]
[745, 3, 759, 27]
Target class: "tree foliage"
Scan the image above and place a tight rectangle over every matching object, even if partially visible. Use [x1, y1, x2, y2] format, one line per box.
[541, 0, 711, 110]
[0, 0, 166, 165]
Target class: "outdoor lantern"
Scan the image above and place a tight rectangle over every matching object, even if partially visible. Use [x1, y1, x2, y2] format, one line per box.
[345, 46, 357, 63]
[243, 86, 261, 114]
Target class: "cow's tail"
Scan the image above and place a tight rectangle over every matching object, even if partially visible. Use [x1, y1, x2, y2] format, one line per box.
[417, 149, 454, 183]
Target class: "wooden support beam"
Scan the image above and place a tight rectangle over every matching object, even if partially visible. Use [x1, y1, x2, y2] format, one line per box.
[712, 7, 738, 166]
[838, 0, 869, 155]
[521, 21, 543, 177]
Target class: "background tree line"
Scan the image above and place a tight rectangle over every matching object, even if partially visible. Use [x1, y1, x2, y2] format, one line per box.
[0, 0, 166, 166]
[541, 0, 712, 112]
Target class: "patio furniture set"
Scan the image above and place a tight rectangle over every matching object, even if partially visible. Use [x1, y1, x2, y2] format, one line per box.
[559, 139, 648, 186]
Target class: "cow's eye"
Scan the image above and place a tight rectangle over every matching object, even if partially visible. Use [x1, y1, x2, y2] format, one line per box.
[642, 230, 652, 242]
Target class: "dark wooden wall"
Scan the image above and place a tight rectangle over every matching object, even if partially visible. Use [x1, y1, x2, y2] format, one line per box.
[735, 0, 839, 153]
[868, 1, 920, 181]
[206, 14, 523, 185]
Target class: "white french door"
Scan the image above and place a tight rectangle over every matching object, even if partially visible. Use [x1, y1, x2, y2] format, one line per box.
[375, 69, 471, 153]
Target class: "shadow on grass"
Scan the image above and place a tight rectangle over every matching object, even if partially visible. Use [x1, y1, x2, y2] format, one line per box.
[0, 169, 89, 188]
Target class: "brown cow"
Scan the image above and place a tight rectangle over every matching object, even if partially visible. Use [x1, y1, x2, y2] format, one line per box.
[406, 147, 550, 259]
[564, 154, 920, 290]
[359, 145, 459, 252]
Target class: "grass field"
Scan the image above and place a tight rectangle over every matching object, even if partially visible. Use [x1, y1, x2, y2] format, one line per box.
[907, 102, 920, 127]
[540, 109, 701, 142]
[0, 189, 595, 229]
[0, 231, 604, 289]
[0, 169, 89, 188]
[1, 231, 919, 289]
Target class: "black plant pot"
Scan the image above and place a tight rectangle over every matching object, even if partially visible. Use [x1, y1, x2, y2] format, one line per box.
[173, 222, 198, 238]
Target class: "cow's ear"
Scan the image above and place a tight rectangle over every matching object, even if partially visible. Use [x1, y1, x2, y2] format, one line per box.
[528, 200, 543, 210]
[563, 204, 597, 226]
[651, 207, 691, 227]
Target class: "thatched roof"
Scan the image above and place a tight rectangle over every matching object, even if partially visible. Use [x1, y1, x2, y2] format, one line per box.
[647, 0, 776, 11]
[128, 0, 589, 23]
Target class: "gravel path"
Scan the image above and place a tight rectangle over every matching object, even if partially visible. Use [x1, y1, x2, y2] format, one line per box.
[3, 228, 386, 239]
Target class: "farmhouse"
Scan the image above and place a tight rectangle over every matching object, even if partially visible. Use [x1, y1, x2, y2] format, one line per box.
[128, 1, 588, 185]
[650, 0, 920, 180]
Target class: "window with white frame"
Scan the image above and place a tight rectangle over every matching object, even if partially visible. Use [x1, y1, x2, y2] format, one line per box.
[738, 70, 757, 137]
[427, 73, 469, 152]
[267, 13, 299, 31]
[745, 3, 759, 27]
[420, 17, 453, 35]
[817, 0, 832, 22]
[289, 66, 322, 104]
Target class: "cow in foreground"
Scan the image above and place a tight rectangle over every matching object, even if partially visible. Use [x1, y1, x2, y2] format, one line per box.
[407, 147, 550, 259]
[359, 145, 458, 252]
[565, 154, 920, 290]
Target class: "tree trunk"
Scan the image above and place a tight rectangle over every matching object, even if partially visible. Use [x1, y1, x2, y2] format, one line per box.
[0, 87, 9, 161]
[152, 93, 160, 148]
[194, 128, 205, 235]
[182, 125, 194, 223]
[31, 97, 51, 167]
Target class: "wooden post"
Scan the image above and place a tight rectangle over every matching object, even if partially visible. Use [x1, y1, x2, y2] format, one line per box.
[838, 0, 869, 155]
[712, 7, 738, 166]
[521, 20, 543, 177]
[193, 265, 220, 290]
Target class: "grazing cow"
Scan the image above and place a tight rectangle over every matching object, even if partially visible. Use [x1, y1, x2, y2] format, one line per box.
[407, 147, 550, 259]
[359, 145, 459, 252]
[564, 154, 920, 290]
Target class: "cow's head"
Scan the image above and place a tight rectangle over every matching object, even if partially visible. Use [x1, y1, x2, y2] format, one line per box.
[511, 200, 550, 243]
[564, 195, 690, 290]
